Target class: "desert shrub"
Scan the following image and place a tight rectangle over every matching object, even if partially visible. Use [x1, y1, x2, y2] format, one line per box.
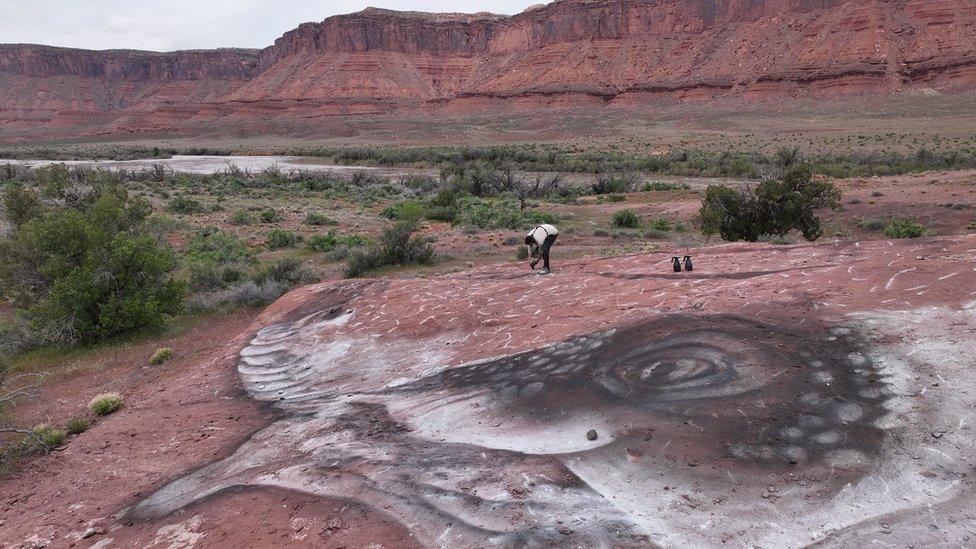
[453, 198, 557, 230]
[605, 194, 626, 203]
[856, 217, 886, 231]
[254, 256, 313, 287]
[230, 210, 255, 225]
[591, 174, 635, 195]
[612, 209, 641, 228]
[967, 221, 976, 232]
[149, 347, 173, 365]
[259, 208, 282, 223]
[641, 182, 689, 191]
[184, 229, 252, 291]
[884, 217, 925, 238]
[29, 424, 65, 449]
[430, 188, 458, 208]
[758, 234, 797, 245]
[303, 212, 338, 226]
[306, 233, 336, 253]
[185, 280, 288, 311]
[65, 418, 90, 435]
[647, 217, 674, 231]
[0, 319, 36, 358]
[2, 183, 43, 229]
[0, 185, 184, 344]
[88, 393, 123, 416]
[940, 202, 974, 210]
[380, 221, 435, 265]
[265, 229, 302, 250]
[344, 247, 388, 278]
[382, 200, 427, 221]
[306, 232, 368, 253]
[699, 165, 841, 242]
[643, 229, 669, 240]
[515, 245, 529, 260]
[185, 244, 312, 313]
[424, 188, 460, 222]
[345, 221, 434, 277]
[145, 214, 189, 236]
[165, 195, 206, 214]
[425, 206, 458, 223]
[870, 191, 885, 198]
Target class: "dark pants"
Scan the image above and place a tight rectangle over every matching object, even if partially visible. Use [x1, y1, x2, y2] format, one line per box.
[539, 234, 557, 270]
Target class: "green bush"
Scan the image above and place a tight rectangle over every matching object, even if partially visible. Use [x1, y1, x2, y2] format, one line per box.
[29, 424, 65, 449]
[184, 229, 252, 291]
[612, 209, 642, 228]
[425, 206, 458, 223]
[699, 165, 841, 242]
[88, 393, 123, 416]
[430, 188, 458, 208]
[641, 182, 690, 191]
[306, 232, 368, 253]
[265, 229, 302, 250]
[453, 198, 557, 230]
[345, 247, 388, 278]
[884, 217, 925, 239]
[254, 256, 313, 287]
[149, 347, 173, 365]
[230, 210, 255, 225]
[166, 195, 207, 215]
[382, 200, 427, 221]
[259, 208, 282, 223]
[856, 217, 886, 231]
[345, 221, 434, 277]
[65, 418, 90, 435]
[2, 183, 43, 229]
[647, 217, 673, 231]
[303, 212, 338, 226]
[423, 188, 459, 222]
[591, 175, 634, 195]
[515, 245, 529, 260]
[0, 185, 184, 344]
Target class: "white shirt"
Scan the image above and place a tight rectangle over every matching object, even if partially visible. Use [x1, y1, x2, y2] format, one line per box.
[526, 224, 558, 246]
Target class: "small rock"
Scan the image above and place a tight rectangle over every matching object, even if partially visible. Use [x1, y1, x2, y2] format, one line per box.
[81, 527, 98, 539]
[586, 429, 598, 441]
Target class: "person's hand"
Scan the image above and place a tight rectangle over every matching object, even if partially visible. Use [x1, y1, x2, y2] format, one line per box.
[530, 259, 539, 269]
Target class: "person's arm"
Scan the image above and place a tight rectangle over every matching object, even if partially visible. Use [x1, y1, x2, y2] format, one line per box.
[528, 242, 540, 269]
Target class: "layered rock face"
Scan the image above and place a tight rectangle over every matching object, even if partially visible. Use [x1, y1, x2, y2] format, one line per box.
[2, 0, 975, 139]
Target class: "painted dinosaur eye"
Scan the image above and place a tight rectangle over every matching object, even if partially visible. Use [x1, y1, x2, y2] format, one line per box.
[597, 339, 741, 401]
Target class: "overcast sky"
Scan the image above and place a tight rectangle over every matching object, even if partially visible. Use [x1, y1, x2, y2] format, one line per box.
[0, 0, 552, 51]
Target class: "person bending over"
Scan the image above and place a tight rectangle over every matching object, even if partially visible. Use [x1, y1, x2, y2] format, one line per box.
[525, 224, 559, 275]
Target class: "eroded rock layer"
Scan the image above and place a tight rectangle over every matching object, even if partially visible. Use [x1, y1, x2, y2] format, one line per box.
[2, 0, 975, 138]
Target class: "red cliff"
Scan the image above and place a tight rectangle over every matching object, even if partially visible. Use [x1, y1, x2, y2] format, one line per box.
[2, 0, 975, 140]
